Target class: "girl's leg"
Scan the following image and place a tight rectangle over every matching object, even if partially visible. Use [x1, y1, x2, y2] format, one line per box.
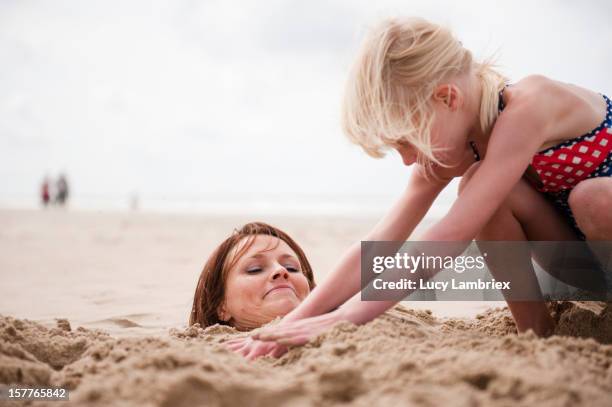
[569, 177, 612, 297]
[459, 164, 580, 336]
[568, 177, 612, 240]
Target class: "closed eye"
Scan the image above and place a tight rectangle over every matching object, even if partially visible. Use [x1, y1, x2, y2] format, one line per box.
[246, 267, 262, 274]
[285, 265, 300, 272]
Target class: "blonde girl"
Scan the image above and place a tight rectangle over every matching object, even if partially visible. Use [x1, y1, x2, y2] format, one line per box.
[227, 17, 612, 360]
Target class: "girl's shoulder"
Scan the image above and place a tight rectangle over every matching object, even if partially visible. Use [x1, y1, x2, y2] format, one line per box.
[498, 76, 559, 135]
[506, 75, 602, 109]
[505, 75, 559, 104]
[513, 74, 552, 88]
[502, 75, 606, 145]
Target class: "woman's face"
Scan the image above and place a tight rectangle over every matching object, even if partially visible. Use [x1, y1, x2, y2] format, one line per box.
[219, 235, 311, 330]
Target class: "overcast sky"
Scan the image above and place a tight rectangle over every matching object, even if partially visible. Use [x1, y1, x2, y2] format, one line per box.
[1, 0, 611, 214]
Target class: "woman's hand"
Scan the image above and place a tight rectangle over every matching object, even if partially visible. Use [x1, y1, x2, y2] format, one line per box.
[225, 336, 288, 360]
[251, 309, 347, 347]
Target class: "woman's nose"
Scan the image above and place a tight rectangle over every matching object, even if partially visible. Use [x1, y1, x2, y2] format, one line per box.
[271, 265, 290, 280]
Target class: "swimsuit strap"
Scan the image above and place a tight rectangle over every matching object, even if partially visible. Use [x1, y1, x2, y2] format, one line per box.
[469, 141, 480, 162]
[471, 83, 510, 163]
[498, 84, 509, 113]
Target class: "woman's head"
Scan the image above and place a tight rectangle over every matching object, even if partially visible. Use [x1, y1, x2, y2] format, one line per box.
[341, 17, 506, 174]
[190, 222, 315, 330]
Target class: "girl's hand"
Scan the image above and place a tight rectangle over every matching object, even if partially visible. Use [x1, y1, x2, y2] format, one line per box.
[225, 336, 288, 360]
[251, 310, 346, 347]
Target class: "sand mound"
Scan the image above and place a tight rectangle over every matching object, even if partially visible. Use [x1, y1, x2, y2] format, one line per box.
[1, 303, 611, 406]
[0, 316, 110, 387]
[551, 302, 612, 344]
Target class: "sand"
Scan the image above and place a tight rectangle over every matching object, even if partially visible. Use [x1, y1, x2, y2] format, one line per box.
[1, 303, 611, 406]
[1, 210, 611, 406]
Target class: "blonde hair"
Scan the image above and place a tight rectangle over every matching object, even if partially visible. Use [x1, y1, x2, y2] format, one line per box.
[341, 17, 507, 174]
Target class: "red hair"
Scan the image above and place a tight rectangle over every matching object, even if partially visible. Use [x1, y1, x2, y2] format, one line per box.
[189, 222, 315, 328]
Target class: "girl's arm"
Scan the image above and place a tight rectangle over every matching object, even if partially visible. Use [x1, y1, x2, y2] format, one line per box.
[253, 97, 552, 346]
[330, 95, 551, 324]
[421, 95, 549, 242]
[282, 165, 449, 323]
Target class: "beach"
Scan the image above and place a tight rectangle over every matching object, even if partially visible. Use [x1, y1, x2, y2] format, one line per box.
[1, 209, 611, 406]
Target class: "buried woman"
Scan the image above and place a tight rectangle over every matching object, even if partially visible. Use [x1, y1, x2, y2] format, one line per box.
[190, 222, 316, 332]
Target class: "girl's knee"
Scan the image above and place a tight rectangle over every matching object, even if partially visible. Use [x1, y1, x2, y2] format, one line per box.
[568, 178, 612, 239]
[568, 178, 612, 213]
[473, 177, 551, 240]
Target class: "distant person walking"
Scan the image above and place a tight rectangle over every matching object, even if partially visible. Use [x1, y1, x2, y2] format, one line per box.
[55, 174, 69, 206]
[41, 176, 51, 207]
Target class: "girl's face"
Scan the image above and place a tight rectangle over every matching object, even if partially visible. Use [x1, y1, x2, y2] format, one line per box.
[429, 102, 476, 170]
[219, 235, 311, 330]
[394, 120, 472, 172]
[431, 75, 483, 169]
[394, 141, 419, 166]
[395, 81, 479, 174]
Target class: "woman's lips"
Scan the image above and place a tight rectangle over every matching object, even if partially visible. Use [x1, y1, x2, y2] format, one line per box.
[264, 284, 296, 298]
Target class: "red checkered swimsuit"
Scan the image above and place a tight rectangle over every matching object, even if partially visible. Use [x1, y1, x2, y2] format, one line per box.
[498, 89, 612, 240]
